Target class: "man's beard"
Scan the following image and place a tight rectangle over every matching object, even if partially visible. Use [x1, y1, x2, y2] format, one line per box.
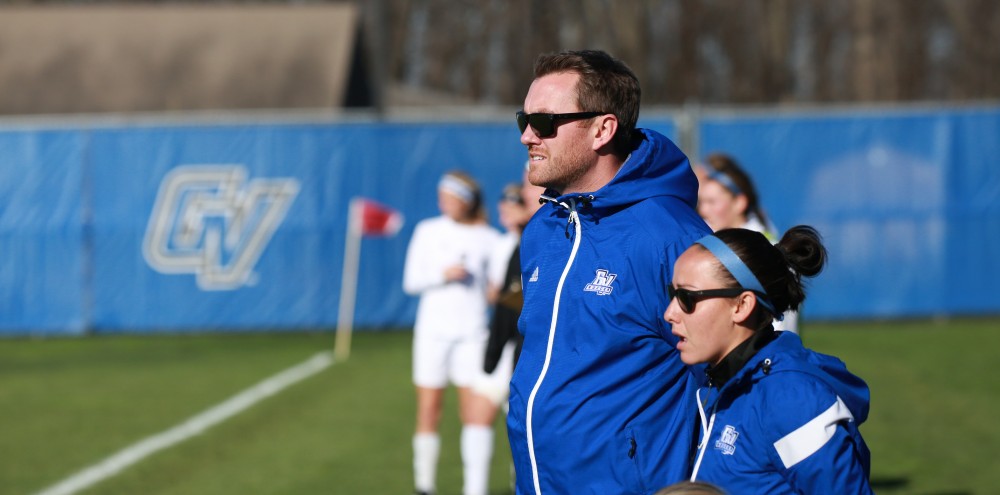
[528, 145, 592, 193]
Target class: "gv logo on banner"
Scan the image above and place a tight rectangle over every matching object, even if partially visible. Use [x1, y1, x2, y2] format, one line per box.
[143, 165, 300, 290]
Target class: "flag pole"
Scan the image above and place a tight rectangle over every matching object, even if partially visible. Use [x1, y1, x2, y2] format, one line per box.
[335, 198, 362, 362]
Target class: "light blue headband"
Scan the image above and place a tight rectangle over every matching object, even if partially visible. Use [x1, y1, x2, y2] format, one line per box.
[695, 234, 781, 319]
[703, 167, 742, 196]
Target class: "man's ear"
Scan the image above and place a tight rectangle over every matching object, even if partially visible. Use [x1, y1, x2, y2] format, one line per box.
[591, 114, 618, 151]
[732, 291, 757, 324]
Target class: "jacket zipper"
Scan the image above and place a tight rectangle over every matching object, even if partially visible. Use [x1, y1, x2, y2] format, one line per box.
[525, 197, 581, 495]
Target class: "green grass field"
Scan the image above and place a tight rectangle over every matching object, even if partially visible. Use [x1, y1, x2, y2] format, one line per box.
[2, 319, 997, 495]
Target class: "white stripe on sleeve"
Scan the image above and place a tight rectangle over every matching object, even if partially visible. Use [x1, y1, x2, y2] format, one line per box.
[773, 396, 854, 469]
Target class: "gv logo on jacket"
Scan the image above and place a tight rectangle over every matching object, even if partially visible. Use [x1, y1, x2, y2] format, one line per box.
[716, 425, 740, 455]
[584, 269, 617, 295]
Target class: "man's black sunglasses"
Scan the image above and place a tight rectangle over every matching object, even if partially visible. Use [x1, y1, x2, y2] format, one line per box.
[516, 111, 605, 138]
[668, 286, 748, 314]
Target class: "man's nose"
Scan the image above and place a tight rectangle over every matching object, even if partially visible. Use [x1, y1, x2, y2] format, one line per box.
[520, 126, 540, 146]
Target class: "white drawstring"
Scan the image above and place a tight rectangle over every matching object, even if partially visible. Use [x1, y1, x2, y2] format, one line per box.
[691, 387, 717, 481]
[526, 197, 582, 495]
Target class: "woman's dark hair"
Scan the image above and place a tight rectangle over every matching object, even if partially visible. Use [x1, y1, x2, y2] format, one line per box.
[654, 480, 728, 495]
[711, 225, 827, 318]
[703, 153, 770, 228]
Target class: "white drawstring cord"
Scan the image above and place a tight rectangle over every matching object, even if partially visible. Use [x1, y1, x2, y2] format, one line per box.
[526, 197, 582, 495]
[690, 387, 717, 481]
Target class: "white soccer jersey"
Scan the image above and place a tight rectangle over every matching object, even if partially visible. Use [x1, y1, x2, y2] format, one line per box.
[487, 231, 520, 290]
[403, 215, 501, 339]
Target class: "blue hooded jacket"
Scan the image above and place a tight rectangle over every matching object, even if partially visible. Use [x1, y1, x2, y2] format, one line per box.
[691, 331, 873, 494]
[508, 129, 710, 495]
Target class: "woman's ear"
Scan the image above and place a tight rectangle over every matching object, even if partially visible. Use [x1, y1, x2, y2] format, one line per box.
[732, 193, 749, 217]
[732, 291, 757, 324]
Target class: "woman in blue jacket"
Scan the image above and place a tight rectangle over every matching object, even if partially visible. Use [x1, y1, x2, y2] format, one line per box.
[664, 226, 872, 494]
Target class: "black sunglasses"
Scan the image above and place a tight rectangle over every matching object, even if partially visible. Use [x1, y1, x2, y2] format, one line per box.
[668, 286, 748, 314]
[516, 111, 605, 138]
[501, 192, 523, 203]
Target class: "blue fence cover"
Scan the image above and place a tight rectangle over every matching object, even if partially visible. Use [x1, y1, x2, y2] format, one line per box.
[87, 122, 543, 333]
[0, 108, 995, 335]
[697, 106, 1000, 320]
[0, 130, 86, 335]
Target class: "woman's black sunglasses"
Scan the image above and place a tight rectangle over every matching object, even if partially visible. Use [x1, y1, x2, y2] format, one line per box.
[516, 111, 605, 138]
[668, 286, 748, 314]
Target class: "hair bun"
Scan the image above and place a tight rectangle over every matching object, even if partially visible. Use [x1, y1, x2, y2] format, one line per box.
[777, 226, 827, 278]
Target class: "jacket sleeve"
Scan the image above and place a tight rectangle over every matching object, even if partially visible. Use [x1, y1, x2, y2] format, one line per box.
[760, 376, 874, 494]
[402, 221, 446, 295]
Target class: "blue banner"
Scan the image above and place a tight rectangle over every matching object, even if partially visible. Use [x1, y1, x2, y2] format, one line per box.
[0, 109, 995, 335]
[698, 106, 1000, 320]
[0, 129, 86, 335]
[81, 122, 533, 332]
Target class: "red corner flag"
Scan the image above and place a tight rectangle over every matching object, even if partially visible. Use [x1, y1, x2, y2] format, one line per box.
[336, 197, 404, 361]
[355, 198, 404, 237]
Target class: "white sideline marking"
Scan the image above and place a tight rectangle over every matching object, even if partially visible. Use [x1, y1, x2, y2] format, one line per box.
[33, 351, 335, 495]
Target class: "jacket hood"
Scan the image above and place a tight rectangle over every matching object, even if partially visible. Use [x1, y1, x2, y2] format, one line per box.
[728, 331, 871, 424]
[544, 128, 699, 213]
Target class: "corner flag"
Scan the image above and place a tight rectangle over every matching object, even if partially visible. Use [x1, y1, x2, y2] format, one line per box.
[335, 198, 404, 361]
[358, 198, 404, 237]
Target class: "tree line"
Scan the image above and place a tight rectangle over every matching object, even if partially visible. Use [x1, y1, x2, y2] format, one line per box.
[368, 0, 1000, 106]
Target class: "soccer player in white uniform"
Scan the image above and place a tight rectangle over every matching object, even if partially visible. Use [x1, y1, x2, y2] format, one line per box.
[403, 171, 502, 495]
[477, 170, 544, 407]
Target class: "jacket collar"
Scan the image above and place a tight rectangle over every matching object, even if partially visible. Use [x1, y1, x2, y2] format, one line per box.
[699, 330, 871, 428]
[539, 129, 699, 218]
[706, 326, 778, 389]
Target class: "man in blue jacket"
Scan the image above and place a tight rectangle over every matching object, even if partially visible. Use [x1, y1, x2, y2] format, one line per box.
[509, 49, 711, 494]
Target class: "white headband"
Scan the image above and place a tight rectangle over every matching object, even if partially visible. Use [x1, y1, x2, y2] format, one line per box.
[438, 175, 475, 204]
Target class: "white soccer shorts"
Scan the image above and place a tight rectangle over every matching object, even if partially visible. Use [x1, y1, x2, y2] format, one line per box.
[412, 333, 488, 389]
[471, 341, 516, 406]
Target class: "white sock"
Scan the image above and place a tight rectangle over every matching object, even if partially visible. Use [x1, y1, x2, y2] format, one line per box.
[461, 424, 494, 495]
[413, 432, 440, 492]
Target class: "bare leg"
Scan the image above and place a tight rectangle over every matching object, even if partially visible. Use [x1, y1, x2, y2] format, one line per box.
[416, 386, 445, 432]
[458, 386, 498, 426]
